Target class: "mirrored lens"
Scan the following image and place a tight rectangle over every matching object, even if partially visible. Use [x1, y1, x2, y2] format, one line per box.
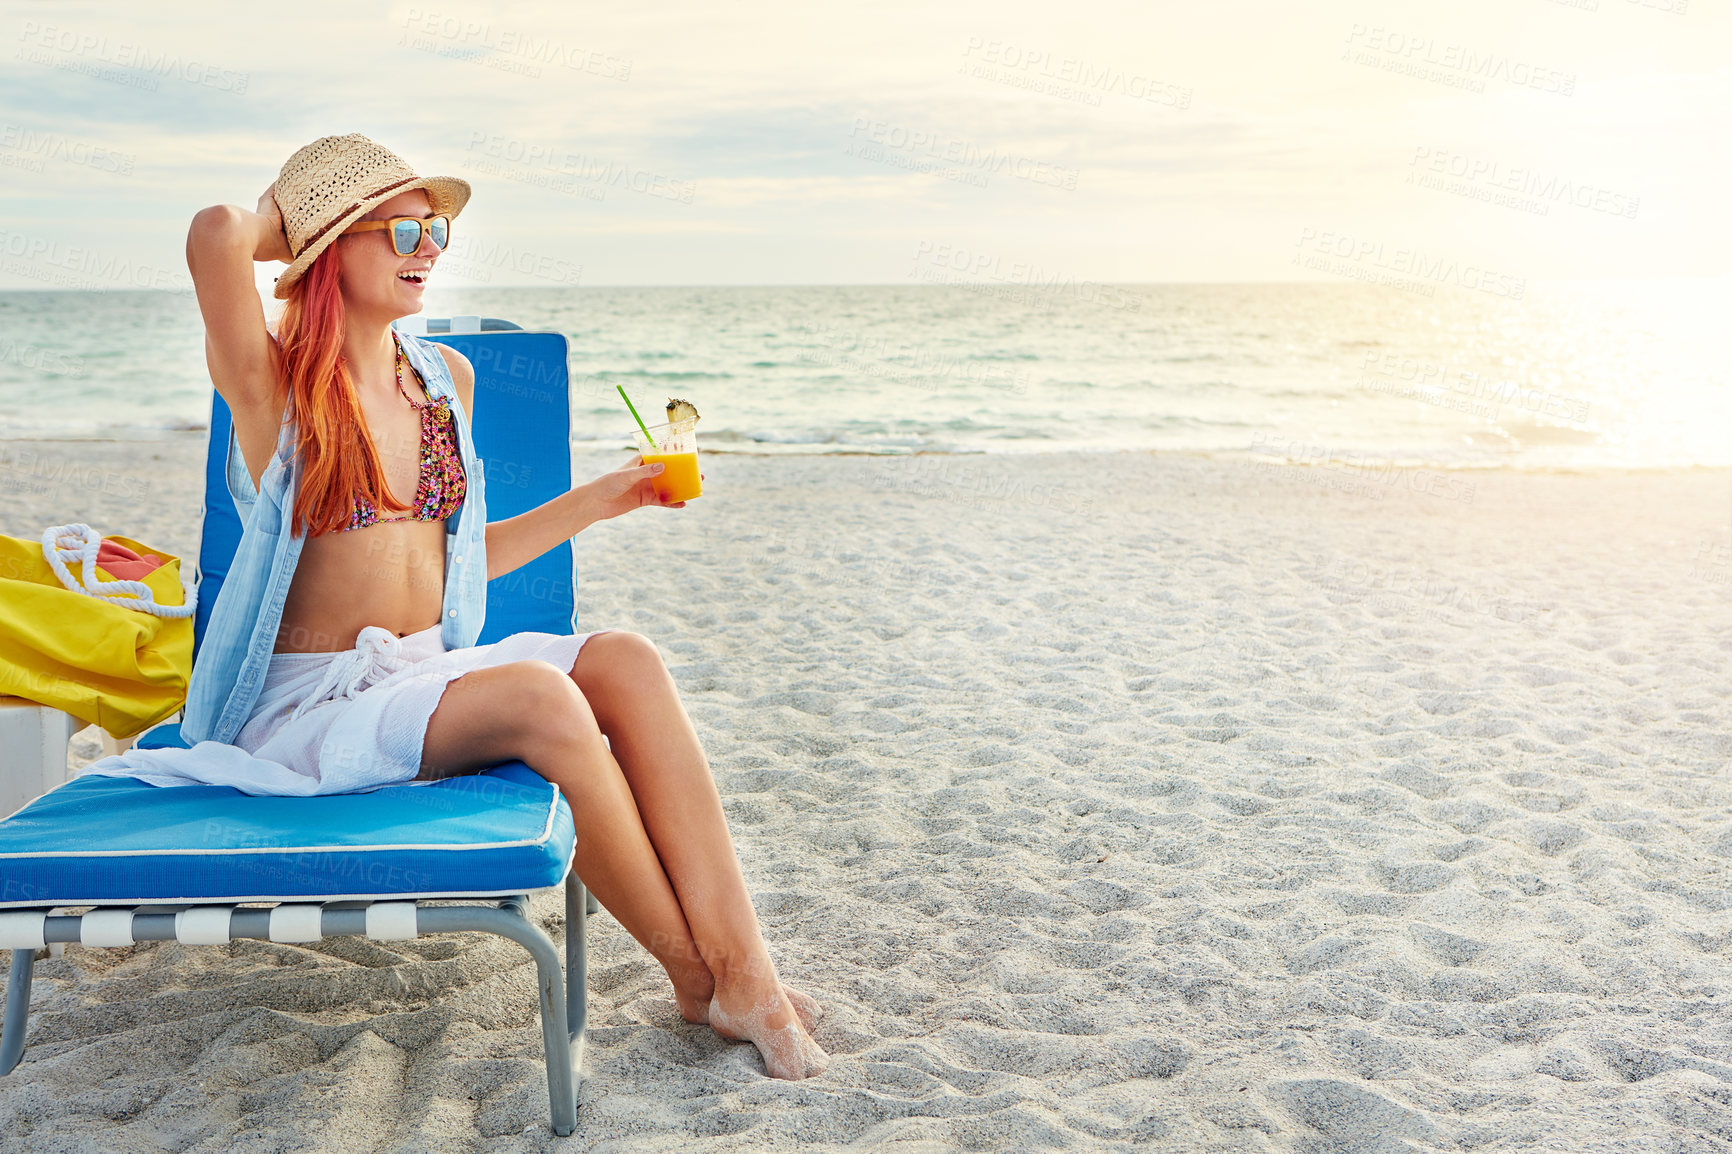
[391, 219, 421, 256]
[429, 216, 449, 249]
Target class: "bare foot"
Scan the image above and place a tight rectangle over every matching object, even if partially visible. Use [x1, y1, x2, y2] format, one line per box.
[782, 984, 824, 1031]
[708, 983, 829, 1079]
[674, 985, 712, 1024]
[676, 981, 821, 1031]
[669, 964, 716, 1025]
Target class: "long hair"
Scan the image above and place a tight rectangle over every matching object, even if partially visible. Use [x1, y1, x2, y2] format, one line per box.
[275, 245, 412, 537]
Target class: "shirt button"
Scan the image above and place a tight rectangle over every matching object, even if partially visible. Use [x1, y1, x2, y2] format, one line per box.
[453, 554, 464, 564]
[448, 609, 457, 618]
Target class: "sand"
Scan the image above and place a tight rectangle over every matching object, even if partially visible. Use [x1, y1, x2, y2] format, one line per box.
[2, 438, 1731, 1152]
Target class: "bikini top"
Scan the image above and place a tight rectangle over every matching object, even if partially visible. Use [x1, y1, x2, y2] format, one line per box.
[338, 336, 468, 532]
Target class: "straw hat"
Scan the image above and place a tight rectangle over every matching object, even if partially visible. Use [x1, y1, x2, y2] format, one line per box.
[269, 133, 470, 299]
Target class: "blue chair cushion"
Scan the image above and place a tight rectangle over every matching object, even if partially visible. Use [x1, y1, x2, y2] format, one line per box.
[137, 723, 186, 749]
[0, 763, 574, 908]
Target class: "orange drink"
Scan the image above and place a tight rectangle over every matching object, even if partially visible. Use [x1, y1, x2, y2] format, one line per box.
[632, 420, 703, 503]
[642, 450, 702, 502]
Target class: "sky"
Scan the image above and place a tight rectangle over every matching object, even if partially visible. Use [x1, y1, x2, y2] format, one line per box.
[0, 0, 1726, 288]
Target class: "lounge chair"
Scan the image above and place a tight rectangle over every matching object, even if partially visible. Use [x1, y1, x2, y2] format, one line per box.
[0, 317, 596, 1136]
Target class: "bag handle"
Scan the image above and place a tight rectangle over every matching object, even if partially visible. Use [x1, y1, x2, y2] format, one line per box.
[41, 523, 198, 619]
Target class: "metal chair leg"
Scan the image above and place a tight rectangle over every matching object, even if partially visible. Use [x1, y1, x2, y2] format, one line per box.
[529, 912, 578, 1137]
[417, 897, 579, 1136]
[565, 875, 588, 1043]
[1, 948, 35, 1075]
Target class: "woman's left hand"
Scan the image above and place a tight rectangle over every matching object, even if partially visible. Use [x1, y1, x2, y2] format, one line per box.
[580, 455, 692, 520]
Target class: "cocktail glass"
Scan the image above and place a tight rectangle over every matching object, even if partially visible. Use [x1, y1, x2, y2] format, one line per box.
[631, 419, 702, 503]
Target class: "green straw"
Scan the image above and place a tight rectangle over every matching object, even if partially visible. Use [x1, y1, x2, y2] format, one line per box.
[617, 385, 659, 451]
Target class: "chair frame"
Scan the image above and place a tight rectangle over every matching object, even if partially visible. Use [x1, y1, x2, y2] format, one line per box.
[2, 875, 590, 1135]
[1, 318, 595, 1134]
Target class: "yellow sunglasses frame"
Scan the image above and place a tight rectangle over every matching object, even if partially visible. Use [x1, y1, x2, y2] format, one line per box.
[341, 214, 451, 256]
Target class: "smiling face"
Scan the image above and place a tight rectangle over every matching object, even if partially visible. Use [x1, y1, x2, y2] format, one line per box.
[333, 188, 444, 321]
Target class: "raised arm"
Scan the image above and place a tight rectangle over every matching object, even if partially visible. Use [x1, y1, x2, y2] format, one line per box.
[184, 186, 293, 489]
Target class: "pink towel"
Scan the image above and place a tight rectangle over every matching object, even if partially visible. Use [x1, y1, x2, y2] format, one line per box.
[95, 539, 166, 581]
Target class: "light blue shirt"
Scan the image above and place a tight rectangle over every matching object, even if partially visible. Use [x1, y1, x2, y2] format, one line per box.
[180, 331, 489, 746]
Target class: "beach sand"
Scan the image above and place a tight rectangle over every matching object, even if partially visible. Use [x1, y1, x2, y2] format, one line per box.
[2, 439, 1731, 1151]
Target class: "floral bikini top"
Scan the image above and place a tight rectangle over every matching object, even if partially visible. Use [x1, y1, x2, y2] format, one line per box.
[339, 336, 467, 531]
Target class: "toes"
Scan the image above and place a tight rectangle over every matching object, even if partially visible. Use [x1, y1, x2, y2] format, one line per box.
[800, 1034, 831, 1078]
[783, 985, 824, 1030]
[710, 990, 832, 1079]
[760, 1023, 830, 1080]
[791, 1029, 830, 1079]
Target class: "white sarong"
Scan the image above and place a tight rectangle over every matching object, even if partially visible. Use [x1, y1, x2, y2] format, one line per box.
[79, 624, 600, 796]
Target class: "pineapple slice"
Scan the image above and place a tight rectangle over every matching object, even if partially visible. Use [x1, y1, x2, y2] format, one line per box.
[666, 397, 700, 426]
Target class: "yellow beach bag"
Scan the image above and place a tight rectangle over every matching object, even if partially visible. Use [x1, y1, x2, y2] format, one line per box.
[0, 525, 196, 739]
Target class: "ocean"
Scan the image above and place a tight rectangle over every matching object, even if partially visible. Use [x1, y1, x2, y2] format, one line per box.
[0, 281, 1724, 469]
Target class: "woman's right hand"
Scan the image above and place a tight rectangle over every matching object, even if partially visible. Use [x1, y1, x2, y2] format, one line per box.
[253, 182, 292, 264]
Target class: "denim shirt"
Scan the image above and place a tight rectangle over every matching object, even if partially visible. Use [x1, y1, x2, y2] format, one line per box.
[180, 331, 489, 746]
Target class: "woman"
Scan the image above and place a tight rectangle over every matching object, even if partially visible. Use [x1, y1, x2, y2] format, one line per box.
[154, 134, 825, 1078]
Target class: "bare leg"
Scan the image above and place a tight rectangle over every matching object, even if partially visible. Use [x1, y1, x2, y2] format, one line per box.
[569, 632, 827, 1078]
[418, 660, 716, 1018]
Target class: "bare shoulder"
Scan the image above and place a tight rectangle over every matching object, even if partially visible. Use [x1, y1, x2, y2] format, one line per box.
[433, 342, 475, 419]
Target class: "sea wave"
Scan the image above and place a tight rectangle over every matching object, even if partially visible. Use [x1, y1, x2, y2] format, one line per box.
[0, 283, 1724, 468]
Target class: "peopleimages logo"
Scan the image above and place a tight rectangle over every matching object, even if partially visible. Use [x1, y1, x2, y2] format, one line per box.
[1250, 432, 1480, 506]
[1357, 350, 1590, 425]
[16, 21, 250, 93]
[1408, 148, 1639, 220]
[1342, 24, 1575, 96]
[0, 124, 135, 175]
[464, 132, 695, 204]
[908, 241, 1143, 312]
[437, 234, 583, 287]
[398, 8, 632, 81]
[1292, 228, 1525, 301]
[959, 37, 1192, 109]
[848, 117, 1080, 191]
[0, 226, 192, 291]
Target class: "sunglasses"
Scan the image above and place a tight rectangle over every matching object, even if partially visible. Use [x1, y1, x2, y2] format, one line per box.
[342, 214, 450, 256]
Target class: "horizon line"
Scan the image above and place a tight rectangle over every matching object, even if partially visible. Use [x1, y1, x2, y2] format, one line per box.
[0, 276, 1715, 294]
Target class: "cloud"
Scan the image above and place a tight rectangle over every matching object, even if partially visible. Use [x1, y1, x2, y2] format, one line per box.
[0, 0, 1726, 284]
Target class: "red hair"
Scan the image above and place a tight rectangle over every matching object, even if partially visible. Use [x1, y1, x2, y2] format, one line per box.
[276, 245, 412, 537]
